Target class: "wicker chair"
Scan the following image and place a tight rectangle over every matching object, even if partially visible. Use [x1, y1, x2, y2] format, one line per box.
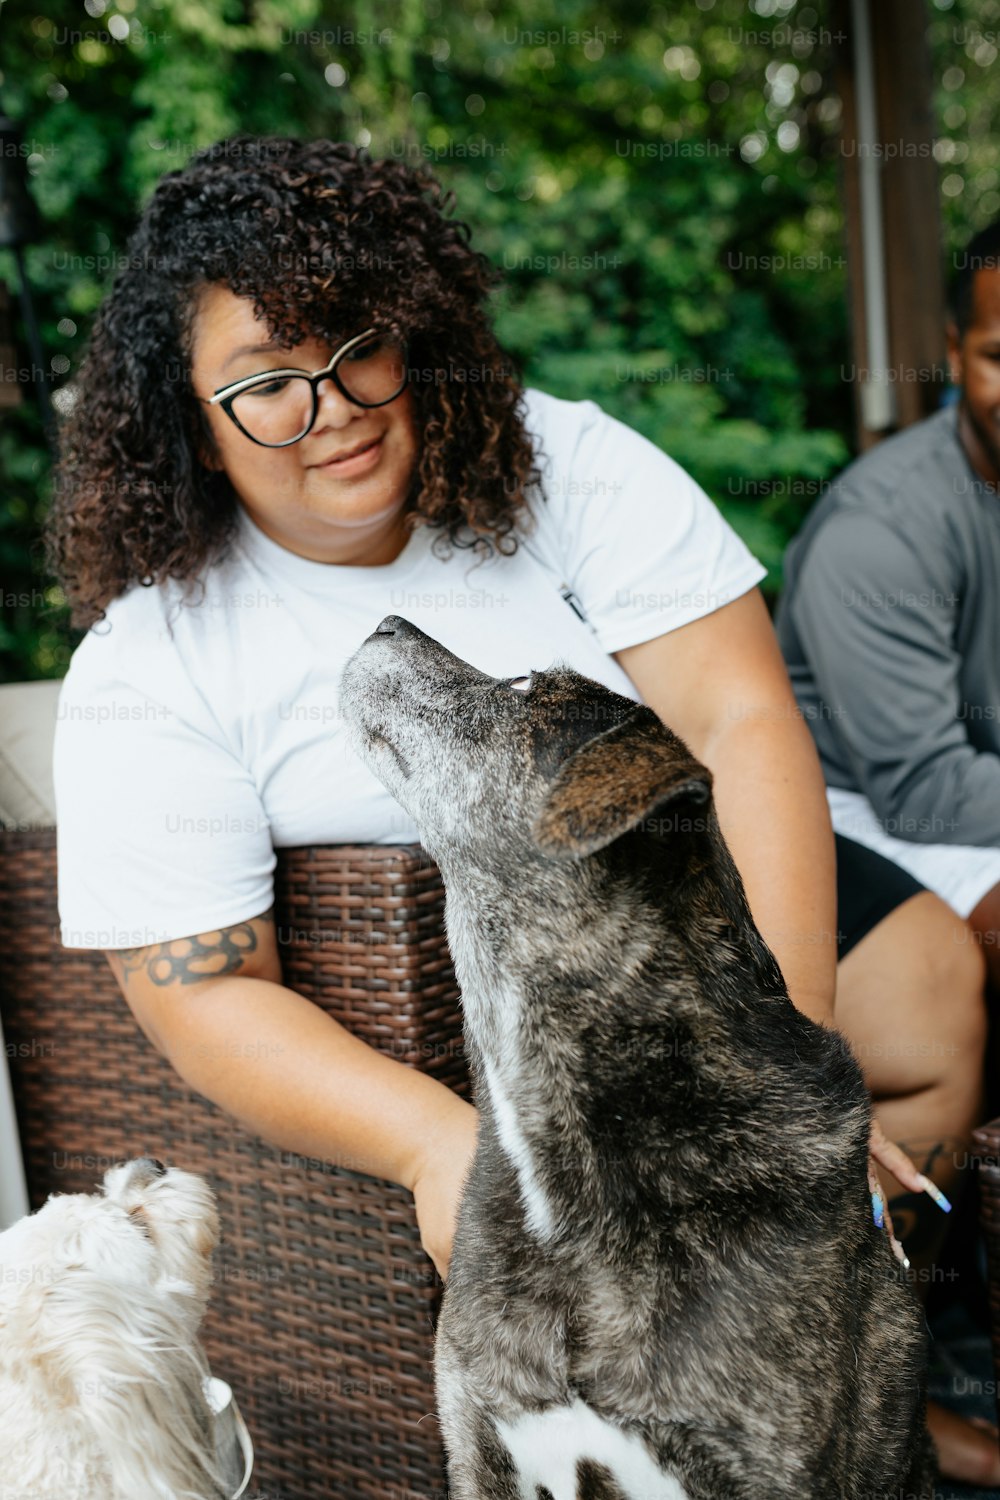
[972, 1122, 1000, 1435]
[6, 823, 1000, 1491]
[0, 826, 466, 1500]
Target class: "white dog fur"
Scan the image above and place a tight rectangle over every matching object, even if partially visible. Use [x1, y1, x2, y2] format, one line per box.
[0, 1158, 227, 1500]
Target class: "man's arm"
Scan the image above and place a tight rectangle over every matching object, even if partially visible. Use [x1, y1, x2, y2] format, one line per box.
[615, 588, 837, 1026]
[787, 509, 1000, 847]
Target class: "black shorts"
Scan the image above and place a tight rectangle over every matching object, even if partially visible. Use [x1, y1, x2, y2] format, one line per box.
[835, 833, 926, 961]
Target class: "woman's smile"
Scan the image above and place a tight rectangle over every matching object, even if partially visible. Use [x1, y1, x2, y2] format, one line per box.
[307, 434, 385, 472]
[191, 283, 420, 564]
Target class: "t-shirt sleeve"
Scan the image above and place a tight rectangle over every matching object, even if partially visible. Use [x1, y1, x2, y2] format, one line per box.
[789, 507, 1000, 846]
[54, 641, 276, 950]
[529, 396, 767, 653]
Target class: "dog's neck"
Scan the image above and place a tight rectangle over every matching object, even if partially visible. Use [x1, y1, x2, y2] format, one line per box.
[438, 829, 776, 1036]
[440, 839, 785, 1249]
[437, 834, 841, 1255]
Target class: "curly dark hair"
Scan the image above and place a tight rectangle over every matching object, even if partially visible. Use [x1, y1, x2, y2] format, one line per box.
[45, 135, 543, 629]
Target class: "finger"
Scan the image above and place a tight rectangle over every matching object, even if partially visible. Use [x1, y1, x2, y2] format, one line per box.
[869, 1131, 927, 1195]
[881, 1197, 911, 1270]
[868, 1161, 885, 1230]
[867, 1157, 910, 1268]
[888, 1233, 910, 1270]
[882, 1193, 895, 1242]
[914, 1173, 953, 1215]
[869, 1122, 953, 1215]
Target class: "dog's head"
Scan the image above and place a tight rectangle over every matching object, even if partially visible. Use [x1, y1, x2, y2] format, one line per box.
[340, 615, 712, 869]
[0, 1159, 224, 1498]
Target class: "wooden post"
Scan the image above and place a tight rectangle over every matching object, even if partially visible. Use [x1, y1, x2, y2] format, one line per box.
[833, 0, 947, 450]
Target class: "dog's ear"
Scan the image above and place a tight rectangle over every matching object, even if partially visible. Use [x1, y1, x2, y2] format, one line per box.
[532, 706, 712, 859]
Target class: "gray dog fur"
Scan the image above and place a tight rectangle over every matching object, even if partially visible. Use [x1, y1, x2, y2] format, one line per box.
[340, 615, 935, 1500]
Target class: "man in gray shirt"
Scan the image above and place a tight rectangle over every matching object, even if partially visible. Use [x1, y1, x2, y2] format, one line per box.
[776, 221, 1000, 994]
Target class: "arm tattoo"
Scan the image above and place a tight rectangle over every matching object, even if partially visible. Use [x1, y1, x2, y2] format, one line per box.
[118, 906, 274, 987]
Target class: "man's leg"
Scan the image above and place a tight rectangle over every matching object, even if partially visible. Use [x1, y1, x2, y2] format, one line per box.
[836, 890, 993, 1486]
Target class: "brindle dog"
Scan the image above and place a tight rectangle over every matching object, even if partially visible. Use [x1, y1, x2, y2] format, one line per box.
[340, 615, 935, 1500]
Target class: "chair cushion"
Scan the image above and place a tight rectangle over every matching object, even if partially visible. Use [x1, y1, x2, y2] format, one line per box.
[0, 680, 60, 830]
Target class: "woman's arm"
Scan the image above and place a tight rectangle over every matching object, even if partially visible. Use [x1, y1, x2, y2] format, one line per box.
[105, 910, 477, 1277]
[615, 588, 837, 1026]
[617, 589, 936, 1247]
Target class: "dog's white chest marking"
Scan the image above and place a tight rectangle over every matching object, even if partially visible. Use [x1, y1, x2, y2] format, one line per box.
[482, 1054, 556, 1240]
[458, 956, 557, 1242]
[496, 1399, 690, 1500]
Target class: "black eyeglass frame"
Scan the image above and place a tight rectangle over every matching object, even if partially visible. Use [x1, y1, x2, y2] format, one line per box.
[199, 326, 409, 448]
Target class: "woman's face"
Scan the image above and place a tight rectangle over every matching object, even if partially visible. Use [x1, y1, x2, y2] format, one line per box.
[189, 284, 420, 564]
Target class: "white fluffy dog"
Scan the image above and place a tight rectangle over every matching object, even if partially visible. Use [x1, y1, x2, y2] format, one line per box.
[0, 1158, 227, 1500]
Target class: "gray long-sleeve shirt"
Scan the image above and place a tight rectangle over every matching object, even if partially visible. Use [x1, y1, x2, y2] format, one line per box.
[775, 403, 1000, 847]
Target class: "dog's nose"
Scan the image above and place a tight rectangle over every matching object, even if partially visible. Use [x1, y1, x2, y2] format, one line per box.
[374, 614, 426, 640]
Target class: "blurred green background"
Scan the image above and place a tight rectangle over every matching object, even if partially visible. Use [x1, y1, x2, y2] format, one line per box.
[1, 0, 996, 680]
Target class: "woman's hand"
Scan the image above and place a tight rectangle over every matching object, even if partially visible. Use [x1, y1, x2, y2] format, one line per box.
[867, 1117, 952, 1267]
[409, 1097, 479, 1281]
[410, 1107, 955, 1278]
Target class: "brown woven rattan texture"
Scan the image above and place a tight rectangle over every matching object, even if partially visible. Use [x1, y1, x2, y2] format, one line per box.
[0, 828, 470, 1500]
[972, 1119, 1000, 1435]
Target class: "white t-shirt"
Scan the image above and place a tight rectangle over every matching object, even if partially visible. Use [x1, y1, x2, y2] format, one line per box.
[54, 388, 766, 950]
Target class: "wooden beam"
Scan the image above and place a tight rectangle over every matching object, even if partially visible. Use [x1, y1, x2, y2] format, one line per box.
[833, 0, 947, 450]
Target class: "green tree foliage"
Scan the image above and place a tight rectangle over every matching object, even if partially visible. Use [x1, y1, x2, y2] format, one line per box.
[0, 0, 992, 679]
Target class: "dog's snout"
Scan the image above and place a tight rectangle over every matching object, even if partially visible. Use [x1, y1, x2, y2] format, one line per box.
[373, 614, 431, 644]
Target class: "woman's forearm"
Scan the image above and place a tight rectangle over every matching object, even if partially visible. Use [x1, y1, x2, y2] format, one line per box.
[703, 713, 838, 1026]
[613, 592, 839, 1028]
[144, 973, 473, 1190]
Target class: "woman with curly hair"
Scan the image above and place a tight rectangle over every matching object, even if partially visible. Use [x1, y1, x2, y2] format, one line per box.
[47, 135, 995, 1483]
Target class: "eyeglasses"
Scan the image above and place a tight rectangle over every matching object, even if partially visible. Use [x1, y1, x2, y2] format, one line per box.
[199, 327, 408, 448]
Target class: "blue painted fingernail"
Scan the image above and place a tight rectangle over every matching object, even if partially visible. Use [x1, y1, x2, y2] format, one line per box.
[917, 1176, 952, 1214]
[871, 1191, 884, 1229]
